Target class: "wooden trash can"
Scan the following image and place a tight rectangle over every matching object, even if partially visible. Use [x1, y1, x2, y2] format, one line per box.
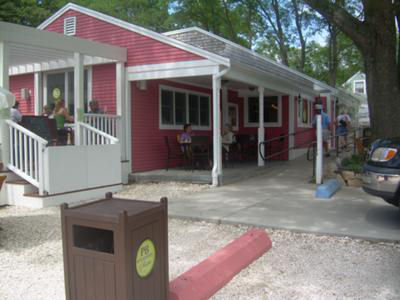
[60, 193, 169, 300]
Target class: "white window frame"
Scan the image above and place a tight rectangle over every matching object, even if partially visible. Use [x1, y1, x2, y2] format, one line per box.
[159, 85, 211, 130]
[244, 95, 282, 128]
[353, 80, 366, 95]
[297, 97, 313, 128]
[228, 102, 239, 131]
[43, 67, 92, 112]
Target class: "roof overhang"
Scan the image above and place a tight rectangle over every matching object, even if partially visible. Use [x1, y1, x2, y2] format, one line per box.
[0, 21, 127, 75]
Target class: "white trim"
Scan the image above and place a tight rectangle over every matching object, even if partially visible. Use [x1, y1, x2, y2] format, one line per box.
[165, 27, 336, 94]
[244, 95, 282, 128]
[37, 3, 229, 67]
[9, 56, 114, 76]
[158, 84, 211, 131]
[288, 95, 295, 160]
[87, 66, 92, 108]
[1, 21, 126, 62]
[126, 60, 219, 81]
[125, 78, 132, 172]
[34, 72, 42, 115]
[227, 103, 239, 131]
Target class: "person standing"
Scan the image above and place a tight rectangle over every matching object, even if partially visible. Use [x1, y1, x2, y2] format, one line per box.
[10, 101, 22, 123]
[336, 111, 351, 151]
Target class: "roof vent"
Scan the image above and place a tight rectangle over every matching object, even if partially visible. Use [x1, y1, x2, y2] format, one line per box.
[64, 17, 76, 36]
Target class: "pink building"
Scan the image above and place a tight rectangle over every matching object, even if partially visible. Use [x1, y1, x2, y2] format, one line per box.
[0, 3, 358, 206]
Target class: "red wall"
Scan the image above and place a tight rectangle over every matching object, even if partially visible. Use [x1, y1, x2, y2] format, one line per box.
[131, 80, 213, 172]
[92, 63, 116, 114]
[43, 10, 205, 67]
[9, 74, 35, 115]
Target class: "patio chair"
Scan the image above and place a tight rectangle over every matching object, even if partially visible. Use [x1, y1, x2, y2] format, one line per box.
[164, 136, 185, 171]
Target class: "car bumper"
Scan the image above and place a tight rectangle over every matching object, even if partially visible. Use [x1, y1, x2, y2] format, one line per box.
[362, 171, 400, 199]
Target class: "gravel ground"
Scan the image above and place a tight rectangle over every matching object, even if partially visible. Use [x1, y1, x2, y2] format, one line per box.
[0, 182, 399, 300]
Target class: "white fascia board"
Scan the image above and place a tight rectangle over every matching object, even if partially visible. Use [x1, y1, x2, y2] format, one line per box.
[227, 64, 318, 97]
[165, 27, 334, 92]
[0, 21, 126, 62]
[9, 56, 115, 75]
[126, 60, 220, 81]
[37, 3, 229, 67]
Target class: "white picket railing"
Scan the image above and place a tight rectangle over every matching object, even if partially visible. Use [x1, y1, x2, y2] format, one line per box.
[6, 120, 48, 195]
[78, 122, 119, 146]
[83, 114, 121, 138]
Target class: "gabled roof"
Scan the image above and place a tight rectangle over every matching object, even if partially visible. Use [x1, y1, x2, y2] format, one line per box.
[165, 27, 336, 94]
[37, 3, 230, 67]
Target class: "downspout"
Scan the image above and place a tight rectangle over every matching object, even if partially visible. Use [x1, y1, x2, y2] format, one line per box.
[212, 67, 230, 187]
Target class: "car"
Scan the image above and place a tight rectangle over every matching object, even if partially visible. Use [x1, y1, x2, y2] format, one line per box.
[362, 137, 400, 208]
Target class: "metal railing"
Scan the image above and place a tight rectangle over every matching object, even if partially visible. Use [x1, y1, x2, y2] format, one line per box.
[78, 122, 119, 146]
[258, 128, 315, 161]
[83, 113, 121, 138]
[6, 120, 48, 195]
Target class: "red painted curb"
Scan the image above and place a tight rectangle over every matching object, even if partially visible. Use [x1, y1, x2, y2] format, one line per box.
[169, 229, 272, 300]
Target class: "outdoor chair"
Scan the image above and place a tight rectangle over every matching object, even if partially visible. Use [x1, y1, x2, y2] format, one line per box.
[191, 136, 210, 171]
[164, 136, 185, 171]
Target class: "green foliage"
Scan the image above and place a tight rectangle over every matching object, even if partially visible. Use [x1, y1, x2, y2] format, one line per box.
[341, 154, 364, 173]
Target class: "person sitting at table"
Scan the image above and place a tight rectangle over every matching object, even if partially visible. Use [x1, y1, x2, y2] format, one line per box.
[42, 104, 54, 118]
[88, 100, 104, 114]
[10, 101, 22, 123]
[54, 99, 73, 145]
[178, 123, 192, 158]
[222, 124, 236, 151]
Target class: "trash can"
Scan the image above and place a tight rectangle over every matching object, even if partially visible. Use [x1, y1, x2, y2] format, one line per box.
[60, 193, 169, 300]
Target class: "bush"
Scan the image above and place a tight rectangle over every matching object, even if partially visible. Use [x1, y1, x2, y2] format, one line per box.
[341, 154, 364, 173]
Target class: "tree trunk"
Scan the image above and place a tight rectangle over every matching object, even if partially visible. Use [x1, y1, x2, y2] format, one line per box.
[364, 45, 400, 139]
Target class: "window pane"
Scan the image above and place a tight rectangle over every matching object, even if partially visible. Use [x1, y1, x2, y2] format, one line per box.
[248, 97, 259, 123]
[200, 96, 210, 126]
[175, 92, 186, 125]
[189, 94, 199, 126]
[47, 73, 65, 105]
[161, 90, 173, 125]
[264, 97, 278, 123]
[355, 81, 365, 94]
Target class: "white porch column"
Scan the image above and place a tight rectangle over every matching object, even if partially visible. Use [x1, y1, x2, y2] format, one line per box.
[116, 62, 126, 160]
[125, 78, 132, 171]
[258, 87, 265, 166]
[34, 72, 43, 116]
[0, 42, 9, 89]
[212, 74, 222, 186]
[288, 95, 295, 160]
[222, 86, 228, 126]
[74, 52, 84, 145]
[0, 42, 10, 167]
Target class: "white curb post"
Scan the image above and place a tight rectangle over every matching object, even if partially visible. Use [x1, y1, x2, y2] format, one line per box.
[316, 114, 323, 184]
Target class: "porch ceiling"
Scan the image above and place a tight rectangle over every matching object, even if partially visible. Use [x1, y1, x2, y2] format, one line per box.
[0, 21, 127, 74]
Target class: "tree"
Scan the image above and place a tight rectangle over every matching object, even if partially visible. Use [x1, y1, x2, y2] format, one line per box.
[303, 0, 400, 139]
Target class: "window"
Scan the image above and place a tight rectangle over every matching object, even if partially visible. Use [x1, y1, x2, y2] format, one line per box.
[64, 17, 76, 36]
[297, 98, 313, 127]
[245, 96, 281, 127]
[354, 80, 366, 94]
[228, 103, 239, 131]
[160, 86, 210, 130]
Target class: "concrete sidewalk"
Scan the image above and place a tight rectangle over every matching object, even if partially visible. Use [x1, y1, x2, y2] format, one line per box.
[167, 156, 400, 242]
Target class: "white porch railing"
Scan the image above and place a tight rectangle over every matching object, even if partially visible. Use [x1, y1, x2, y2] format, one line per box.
[83, 113, 121, 138]
[5, 120, 48, 195]
[78, 122, 119, 145]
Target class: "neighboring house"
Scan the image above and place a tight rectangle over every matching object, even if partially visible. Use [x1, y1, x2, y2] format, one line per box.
[343, 71, 370, 127]
[0, 3, 359, 207]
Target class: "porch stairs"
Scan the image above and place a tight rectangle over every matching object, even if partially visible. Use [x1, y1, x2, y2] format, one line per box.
[0, 166, 122, 208]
